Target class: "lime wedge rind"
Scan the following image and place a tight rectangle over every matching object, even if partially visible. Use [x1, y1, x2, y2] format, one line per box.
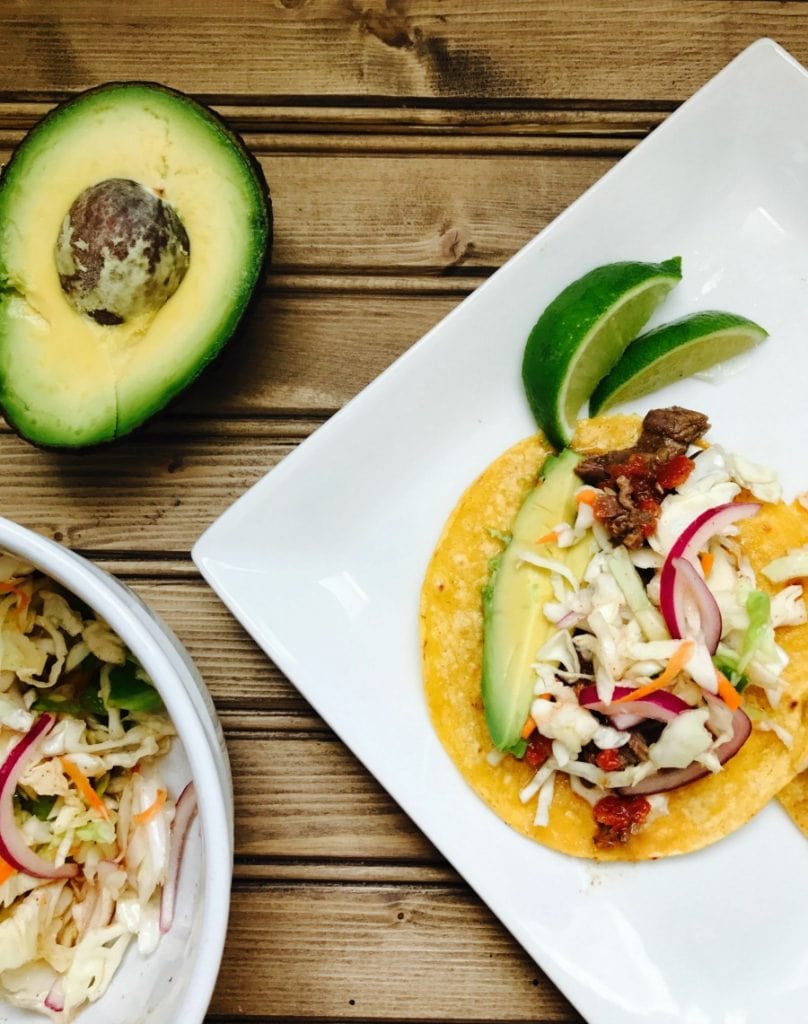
[589, 310, 768, 415]
[522, 257, 682, 449]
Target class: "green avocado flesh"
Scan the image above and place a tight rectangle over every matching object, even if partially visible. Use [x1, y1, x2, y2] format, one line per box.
[0, 82, 272, 447]
[482, 448, 593, 751]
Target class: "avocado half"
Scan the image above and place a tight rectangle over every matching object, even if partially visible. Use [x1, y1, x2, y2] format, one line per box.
[0, 82, 272, 447]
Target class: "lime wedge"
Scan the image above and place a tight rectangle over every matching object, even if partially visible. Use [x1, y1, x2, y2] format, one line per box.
[589, 310, 768, 415]
[522, 257, 682, 448]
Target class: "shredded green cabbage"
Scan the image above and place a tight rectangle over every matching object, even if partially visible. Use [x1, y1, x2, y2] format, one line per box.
[738, 589, 772, 673]
[762, 545, 808, 583]
[0, 553, 177, 1022]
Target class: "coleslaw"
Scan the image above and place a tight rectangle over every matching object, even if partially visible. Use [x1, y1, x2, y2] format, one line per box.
[0, 551, 195, 1020]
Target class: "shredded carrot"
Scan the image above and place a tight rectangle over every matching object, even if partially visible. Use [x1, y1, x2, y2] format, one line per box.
[133, 788, 167, 827]
[575, 489, 597, 506]
[0, 581, 29, 608]
[613, 640, 695, 703]
[699, 551, 715, 578]
[0, 581, 30, 627]
[521, 718, 536, 740]
[535, 530, 558, 545]
[60, 756, 110, 821]
[0, 856, 16, 886]
[715, 670, 742, 711]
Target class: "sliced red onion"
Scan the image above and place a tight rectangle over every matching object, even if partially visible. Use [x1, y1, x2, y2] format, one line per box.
[617, 707, 751, 796]
[44, 977, 65, 1013]
[579, 685, 690, 724]
[0, 713, 78, 879]
[657, 502, 758, 655]
[659, 502, 759, 598]
[554, 609, 581, 630]
[159, 781, 198, 934]
[660, 556, 722, 653]
[610, 711, 645, 730]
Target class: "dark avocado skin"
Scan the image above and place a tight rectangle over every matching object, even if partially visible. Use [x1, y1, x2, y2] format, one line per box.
[0, 81, 273, 451]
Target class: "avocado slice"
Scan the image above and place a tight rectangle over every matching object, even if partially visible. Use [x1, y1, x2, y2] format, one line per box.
[0, 82, 272, 447]
[482, 448, 594, 751]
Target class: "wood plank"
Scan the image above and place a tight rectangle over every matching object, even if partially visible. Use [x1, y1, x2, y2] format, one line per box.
[260, 151, 614, 273]
[0, 145, 616, 274]
[118, 580, 329, 725]
[228, 733, 436, 862]
[180, 291, 458, 416]
[214, 882, 583, 1021]
[0, 433, 294, 552]
[0, 1, 806, 103]
[219, 710, 324, 733]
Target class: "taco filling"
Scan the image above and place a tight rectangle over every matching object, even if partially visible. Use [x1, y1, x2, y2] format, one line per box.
[421, 408, 808, 859]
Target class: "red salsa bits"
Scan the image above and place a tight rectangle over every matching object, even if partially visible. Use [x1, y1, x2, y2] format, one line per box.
[525, 732, 553, 768]
[656, 453, 695, 491]
[594, 748, 623, 772]
[593, 794, 652, 848]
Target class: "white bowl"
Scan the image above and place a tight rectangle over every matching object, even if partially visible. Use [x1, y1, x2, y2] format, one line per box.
[0, 516, 233, 1024]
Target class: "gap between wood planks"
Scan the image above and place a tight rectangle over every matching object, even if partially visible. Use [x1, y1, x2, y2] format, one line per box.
[0, 96, 674, 126]
[206, 1012, 579, 1024]
[233, 859, 456, 885]
[0, 98, 658, 161]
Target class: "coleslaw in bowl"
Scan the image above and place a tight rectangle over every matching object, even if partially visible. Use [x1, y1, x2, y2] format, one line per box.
[0, 519, 232, 1024]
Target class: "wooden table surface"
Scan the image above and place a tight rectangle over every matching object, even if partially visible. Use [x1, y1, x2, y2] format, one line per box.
[2, 4, 808, 1022]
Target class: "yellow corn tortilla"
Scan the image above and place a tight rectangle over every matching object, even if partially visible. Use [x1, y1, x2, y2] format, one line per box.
[778, 772, 808, 838]
[420, 414, 808, 860]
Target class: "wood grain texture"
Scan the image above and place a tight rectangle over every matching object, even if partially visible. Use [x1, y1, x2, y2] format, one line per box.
[0, 1, 806, 103]
[215, 883, 583, 1021]
[0, 143, 616, 276]
[0, 433, 295, 551]
[183, 292, 461, 416]
[229, 733, 438, 861]
[260, 151, 615, 273]
[235, 860, 456, 883]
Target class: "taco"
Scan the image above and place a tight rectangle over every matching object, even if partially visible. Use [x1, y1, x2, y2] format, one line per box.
[779, 772, 808, 839]
[420, 408, 808, 860]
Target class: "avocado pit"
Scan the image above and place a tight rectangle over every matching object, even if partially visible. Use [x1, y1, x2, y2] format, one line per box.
[55, 177, 190, 325]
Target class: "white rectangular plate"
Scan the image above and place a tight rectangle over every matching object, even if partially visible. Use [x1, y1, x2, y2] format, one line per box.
[193, 39, 808, 1024]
